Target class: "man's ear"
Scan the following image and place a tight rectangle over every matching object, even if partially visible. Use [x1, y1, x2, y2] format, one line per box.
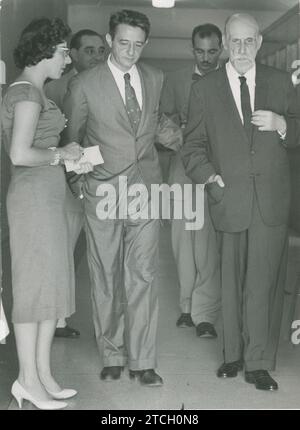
[222, 35, 228, 52]
[70, 48, 78, 63]
[257, 34, 263, 50]
[106, 33, 112, 48]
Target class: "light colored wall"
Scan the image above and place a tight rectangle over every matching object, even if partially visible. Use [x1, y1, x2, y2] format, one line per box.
[68, 4, 283, 61]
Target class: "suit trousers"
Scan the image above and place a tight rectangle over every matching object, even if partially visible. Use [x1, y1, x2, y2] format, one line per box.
[171, 192, 221, 323]
[218, 193, 288, 371]
[84, 195, 160, 370]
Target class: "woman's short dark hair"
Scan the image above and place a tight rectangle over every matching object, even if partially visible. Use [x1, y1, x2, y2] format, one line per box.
[109, 9, 150, 41]
[14, 17, 71, 69]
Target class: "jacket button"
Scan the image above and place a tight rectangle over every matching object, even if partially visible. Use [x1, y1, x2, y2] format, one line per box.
[250, 150, 255, 155]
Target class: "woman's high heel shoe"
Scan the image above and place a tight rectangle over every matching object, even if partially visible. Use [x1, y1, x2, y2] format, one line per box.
[46, 388, 77, 400]
[11, 380, 67, 410]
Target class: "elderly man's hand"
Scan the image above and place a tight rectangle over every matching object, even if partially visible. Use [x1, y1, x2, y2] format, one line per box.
[251, 110, 286, 134]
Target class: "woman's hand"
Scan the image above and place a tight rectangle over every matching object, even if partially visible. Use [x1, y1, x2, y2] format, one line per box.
[59, 142, 82, 161]
[73, 162, 94, 175]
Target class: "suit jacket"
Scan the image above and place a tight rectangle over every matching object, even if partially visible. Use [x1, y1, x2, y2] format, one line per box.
[159, 65, 195, 190]
[45, 68, 77, 111]
[182, 63, 300, 232]
[63, 61, 164, 191]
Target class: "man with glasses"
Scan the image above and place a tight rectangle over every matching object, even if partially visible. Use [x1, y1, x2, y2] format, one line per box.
[182, 13, 300, 391]
[160, 24, 222, 339]
[45, 29, 105, 339]
[63, 10, 165, 386]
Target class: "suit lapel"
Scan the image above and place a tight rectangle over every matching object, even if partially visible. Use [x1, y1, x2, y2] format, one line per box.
[136, 64, 151, 136]
[102, 63, 132, 130]
[252, 64, 268, 142]
[217, 67, 249, 144]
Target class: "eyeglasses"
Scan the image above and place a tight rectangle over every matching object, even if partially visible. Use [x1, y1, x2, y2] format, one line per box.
[56, 46, 70, 58]
[83, 47, 105, 57]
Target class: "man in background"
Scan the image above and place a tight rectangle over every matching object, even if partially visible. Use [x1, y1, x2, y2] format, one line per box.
[160, 24, 222, 339]
[45, 29, 106, 338]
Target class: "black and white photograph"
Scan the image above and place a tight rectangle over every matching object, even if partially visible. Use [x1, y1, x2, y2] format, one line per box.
[0, 0, 300, 412]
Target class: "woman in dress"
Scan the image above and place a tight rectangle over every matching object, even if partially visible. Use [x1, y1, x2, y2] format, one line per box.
[1, 17, 90, 409]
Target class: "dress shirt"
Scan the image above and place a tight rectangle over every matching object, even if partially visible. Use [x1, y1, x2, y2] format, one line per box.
[226, 61, 256, 125]
[107, 54, 142, 109]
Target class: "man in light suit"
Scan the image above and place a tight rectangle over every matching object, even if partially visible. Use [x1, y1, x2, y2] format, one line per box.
[63, 10, 165, 386]
[160, 24, 222, 338]
[182, 13, 300, 390]
[45, 29, 105, 339]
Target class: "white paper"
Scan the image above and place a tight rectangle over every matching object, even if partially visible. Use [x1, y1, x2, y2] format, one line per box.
[64, 146, 104, 172]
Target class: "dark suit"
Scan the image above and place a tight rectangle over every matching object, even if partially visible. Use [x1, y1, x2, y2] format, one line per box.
[63, 62, 164, 370]
[182, 63, 300, 370]
[160, 65, 220, 323]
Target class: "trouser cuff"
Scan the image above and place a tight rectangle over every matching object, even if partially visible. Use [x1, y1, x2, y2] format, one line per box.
[129, 358, 157, 371]
[245, 359, 275, 372]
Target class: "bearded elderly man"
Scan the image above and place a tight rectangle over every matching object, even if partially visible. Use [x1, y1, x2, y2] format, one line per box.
[182, 13, 300, 391]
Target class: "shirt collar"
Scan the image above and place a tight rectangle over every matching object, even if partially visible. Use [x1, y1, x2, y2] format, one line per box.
[194, 64, 220, 77]
[226, 60, 256, 85]
[107, 54, 137, 78]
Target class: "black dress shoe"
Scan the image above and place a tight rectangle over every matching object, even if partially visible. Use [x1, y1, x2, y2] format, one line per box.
[54, 325, 80, 338]
[196, 322, 217, 338]
[129, 369, 163, 387]
[245, 370, 278, 391]
[217, 360, 243, 378]
[100, 366, 123, 381]
[176, 313, 194, 328]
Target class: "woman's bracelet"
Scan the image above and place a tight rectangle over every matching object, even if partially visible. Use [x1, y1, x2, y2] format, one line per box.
[48, 147, 62, 166]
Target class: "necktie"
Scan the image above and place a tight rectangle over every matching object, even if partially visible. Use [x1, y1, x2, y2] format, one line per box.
[239, 76, 252, 141]
[124, 73, 141, 135]
[192, 73, 201, 82]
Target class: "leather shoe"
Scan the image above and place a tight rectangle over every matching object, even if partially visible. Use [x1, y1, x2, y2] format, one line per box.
[245, 370, 278, 391]
[196, 322, 217, 338]
[217, 360, 243, 378]
[100, 366, 123, 381]
[176, 313, 194, 328]
[129, 369, 163, 387]
[54, 325, 80, 338]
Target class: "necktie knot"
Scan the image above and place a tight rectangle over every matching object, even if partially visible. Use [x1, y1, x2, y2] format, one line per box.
[124, 73, 130, 83]
[239, 76, 246, 85]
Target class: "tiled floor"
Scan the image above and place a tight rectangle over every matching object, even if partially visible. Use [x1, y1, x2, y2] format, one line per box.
[1, 224, 300, 410]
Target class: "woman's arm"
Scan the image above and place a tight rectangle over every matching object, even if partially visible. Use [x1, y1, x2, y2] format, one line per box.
[10, 101, 81, 166]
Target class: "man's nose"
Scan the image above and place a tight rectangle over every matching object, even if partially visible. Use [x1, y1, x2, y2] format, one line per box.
[127, 44, 135, 56]
[239, 41, 246, 54]
[203, 51, 209, 62]
[65, 55, 72, 65]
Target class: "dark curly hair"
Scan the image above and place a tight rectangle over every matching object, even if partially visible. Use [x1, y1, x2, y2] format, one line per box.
[14, 17, 71, 69]
[109, 9, 150, 41]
